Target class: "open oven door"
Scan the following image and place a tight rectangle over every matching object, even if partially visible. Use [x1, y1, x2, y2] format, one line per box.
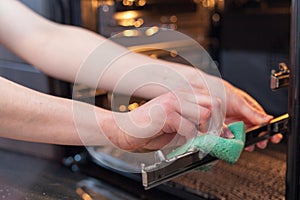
[286, 0, 300, 199]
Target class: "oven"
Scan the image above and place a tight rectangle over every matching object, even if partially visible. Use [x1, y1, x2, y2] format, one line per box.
[65, 1, 296, 199]
[0, 0, 299, 199]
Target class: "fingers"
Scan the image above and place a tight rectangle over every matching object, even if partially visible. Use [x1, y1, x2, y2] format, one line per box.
[240, 102, 273, 126]
[239, 94, 283, 149]
[145, 91, 222, 149]
[245, 145, 255, 152]
[227, 85, 273, 126]
[220, 124, 234, 139]
[256, 140, 268, 149]
[271, 133, 283, 143]
[176, 91, 224, 133]
[240, 90, 265, 113]
[179, 101, 212, 128]
[244, 133, 283, 152]
[118, 89, 225, 151]
[165, 112, 198, 140]
[177, 92, 212, 118]
[143, 113, 200, 150]
[143, 132, 177, 150]
[225, 83, 284, 152]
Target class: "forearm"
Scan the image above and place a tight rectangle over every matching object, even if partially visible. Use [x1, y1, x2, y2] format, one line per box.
[0, 1, 208, 99]
[0, 77, 109, 145]
[0, 0, 103, 83]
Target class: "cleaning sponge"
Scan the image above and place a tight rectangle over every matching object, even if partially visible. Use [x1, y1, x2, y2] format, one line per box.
[167, 121, 245, 165]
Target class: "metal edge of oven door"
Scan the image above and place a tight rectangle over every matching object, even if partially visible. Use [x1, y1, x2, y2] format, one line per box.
[287, 0, 300, 199]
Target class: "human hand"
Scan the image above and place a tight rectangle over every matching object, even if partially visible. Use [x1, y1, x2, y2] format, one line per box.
[175, 65, 282, 151]
[222, 80, 283, 151]
[103, 89, 223, 152]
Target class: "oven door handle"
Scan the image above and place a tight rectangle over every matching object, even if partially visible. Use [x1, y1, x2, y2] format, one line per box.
[142, 113, 289, 190]
[245, 113, 288, 147]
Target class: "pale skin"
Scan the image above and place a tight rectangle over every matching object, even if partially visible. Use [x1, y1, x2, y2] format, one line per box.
[0, 0, 281, 151]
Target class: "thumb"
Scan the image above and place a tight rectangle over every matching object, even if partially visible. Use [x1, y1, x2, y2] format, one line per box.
[221, 124, 234, 139]
[241, 104, 273, 125]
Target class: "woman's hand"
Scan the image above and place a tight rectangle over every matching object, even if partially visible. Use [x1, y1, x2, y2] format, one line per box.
[222, 81, 283, 151]
[176, 65, 283, 151]
[101, 89, 223, 152]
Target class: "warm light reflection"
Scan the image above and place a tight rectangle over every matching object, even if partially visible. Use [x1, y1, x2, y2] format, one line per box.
[150, 54, 158, 59]
[123, 0, 134, 6]
[137, 0, 146, 6]
[134, 18, 144, 27]
[115, 11, 139, 20]
[202, 0, 216, 8]
[197, 0, 224, 9]
[170, 15, 177, 23]
[121, 0, 147, 7]
[170, 50, 178, 58]
[212, 13, 220, 23]
[118, 18, 144, 27]
[115, 11, 144, 27]
[99, 0, 115, 6]
[119, 105, 127, 112]
[128, 102, 139, 111]
[145, 26, 159, 36]
[76, 188, 93, 200]
[91, 0, 99, 9]
[82, 193, 93, 200]
[123, 29, 140, 37]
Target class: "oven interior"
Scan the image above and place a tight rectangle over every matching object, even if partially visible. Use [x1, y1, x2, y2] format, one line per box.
[0, 0, 295, 199]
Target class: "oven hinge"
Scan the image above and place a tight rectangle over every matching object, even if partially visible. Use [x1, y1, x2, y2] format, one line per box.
[270, 62, 290, 90]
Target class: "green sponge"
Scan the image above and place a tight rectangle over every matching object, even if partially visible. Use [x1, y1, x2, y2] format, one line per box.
[167, 121, 245, 165]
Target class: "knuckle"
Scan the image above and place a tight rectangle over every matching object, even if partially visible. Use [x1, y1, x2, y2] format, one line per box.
[163, 92, 179, 107]
[201, 108, 211, 120]
[211, 97, 222, 109]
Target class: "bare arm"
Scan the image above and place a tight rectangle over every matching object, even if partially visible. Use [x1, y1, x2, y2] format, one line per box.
[0, 1, 211, 147]
[0, 76, 215, 149]
[0, 0, 280, 149]
[0, 76, 113, 145]
[0, 0, 101, 82]
[0, 0, 186, 99]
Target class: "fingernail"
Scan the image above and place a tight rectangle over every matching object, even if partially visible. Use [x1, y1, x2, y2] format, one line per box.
[257, 141, 268, 149]
[272, 134, 283, 143]
[272, 137, 280, 144]
[265, 115, 273, 121]
[224, 129, 234, 139]
[245, 146, 254, 152]
[258, 115, 273, 124]
[222, 125, 234, 139]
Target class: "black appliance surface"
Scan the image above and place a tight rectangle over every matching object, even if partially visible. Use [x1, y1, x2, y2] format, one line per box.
[0, 148, 84, 200]
[220, 2, 290, 116]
